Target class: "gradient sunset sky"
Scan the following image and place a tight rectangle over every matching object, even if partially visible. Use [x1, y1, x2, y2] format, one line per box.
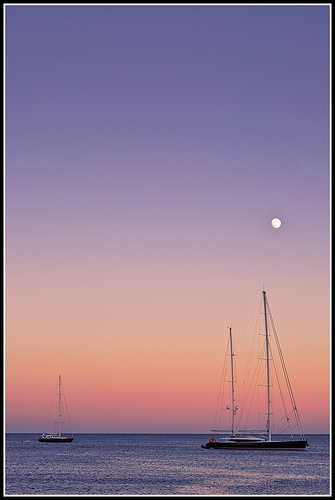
[5, 4, 330, 433]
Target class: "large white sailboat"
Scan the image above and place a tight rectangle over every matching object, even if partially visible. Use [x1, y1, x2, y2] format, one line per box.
[202, 290, 308, 450]
[39, 375, 74, 443]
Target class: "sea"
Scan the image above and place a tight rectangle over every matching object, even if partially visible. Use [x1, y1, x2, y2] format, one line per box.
[5, 433, 330, 496]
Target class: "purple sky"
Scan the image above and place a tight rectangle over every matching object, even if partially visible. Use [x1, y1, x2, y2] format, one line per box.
[5, 5, 330, 433]
[6, 4, 330, 278]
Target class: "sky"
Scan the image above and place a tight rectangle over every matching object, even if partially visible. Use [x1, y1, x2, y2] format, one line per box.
[5, 4, 330, 434]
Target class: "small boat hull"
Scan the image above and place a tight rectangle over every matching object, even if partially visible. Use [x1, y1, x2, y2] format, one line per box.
[39, 436, 74, 443]
[202, 439, 308, 450]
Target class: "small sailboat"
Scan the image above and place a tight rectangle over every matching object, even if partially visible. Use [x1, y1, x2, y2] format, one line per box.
[202, 290, 308, 450]
[39, 375, 74, 443]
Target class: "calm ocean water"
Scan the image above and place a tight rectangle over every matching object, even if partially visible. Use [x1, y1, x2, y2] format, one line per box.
[5, 433, 330, 496]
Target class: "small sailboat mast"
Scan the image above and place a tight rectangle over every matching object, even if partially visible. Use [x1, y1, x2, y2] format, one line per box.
[228, 326, 236, 436]
[263, 290, 271, 442]
[58, 375, 62, 437]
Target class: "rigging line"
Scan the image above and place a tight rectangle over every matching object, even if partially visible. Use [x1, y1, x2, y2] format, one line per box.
[60, 380, 72, 435]
[237, 302, 264, 429]
[273, 411, 297, 436]
[268, 341, 291, 426]
[267, 303, 305, 437]
[268, 342, 294, 439]
[43, 380, 58, 434]
[235, 295, 262, 350]
[239, 300, 262, 410]
[238, 342, 265, 430]
[212, 334, 230, 431]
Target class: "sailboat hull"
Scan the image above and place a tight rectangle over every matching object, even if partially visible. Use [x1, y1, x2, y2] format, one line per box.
[202, 439, 308, 450]
[39, 436, 74, 443]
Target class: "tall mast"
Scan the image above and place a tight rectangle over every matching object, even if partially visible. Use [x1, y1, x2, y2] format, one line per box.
[262, 290, 271, 442]
[58, 375, 62, 437]
[228, 326, 236, 436]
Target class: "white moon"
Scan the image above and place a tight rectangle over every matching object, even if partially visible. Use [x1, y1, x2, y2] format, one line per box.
[271, 218, 281, 229]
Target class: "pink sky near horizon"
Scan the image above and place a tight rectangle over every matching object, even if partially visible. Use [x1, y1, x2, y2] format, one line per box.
[6, 281, 329, 433]
[5, 5, 330, 434]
